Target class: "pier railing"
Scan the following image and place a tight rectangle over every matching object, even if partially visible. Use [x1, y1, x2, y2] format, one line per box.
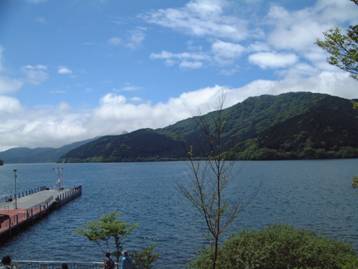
[14, 260, 106, 269]
[0, 186, 48, 203]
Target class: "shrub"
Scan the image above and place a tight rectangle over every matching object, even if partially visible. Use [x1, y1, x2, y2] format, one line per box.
[190, 225, 358, 269]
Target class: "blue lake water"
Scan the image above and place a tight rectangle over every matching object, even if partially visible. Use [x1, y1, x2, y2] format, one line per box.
[0, 160, 357, 268]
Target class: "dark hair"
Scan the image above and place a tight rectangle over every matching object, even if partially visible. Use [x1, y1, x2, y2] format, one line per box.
[1, 256, 11, 265]
[61, 263, 69, 269]
[105, 252, 111, 258]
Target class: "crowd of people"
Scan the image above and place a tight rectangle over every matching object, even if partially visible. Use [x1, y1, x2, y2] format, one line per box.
[1, 252, 134, 269]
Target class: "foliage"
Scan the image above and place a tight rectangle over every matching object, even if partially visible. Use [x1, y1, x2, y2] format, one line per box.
[353, 176, 358, 188]
[316, 1, 357, 79]
[353, 101, 358, 110]
[190, 225, 358, 269]
[131, 245, 160, 269]
[77, 212, 137, 264]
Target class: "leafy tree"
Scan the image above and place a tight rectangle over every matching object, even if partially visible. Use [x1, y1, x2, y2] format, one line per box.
[131, 245, 160, 269]
[316, 1, 357, 80]
[77, 212, 137, 265]
[190, 225, 358, 269]
[178, 95, 240, 269]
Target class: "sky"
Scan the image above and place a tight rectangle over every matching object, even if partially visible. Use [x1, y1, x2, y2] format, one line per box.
[0, 0, 357, 150]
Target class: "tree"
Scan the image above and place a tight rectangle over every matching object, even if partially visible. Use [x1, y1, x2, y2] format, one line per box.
[131, 245, 160, 269]
[316, 1, 358, 80]
[178, 95, 240, 269]
[77, 212, 137, 265]
[77, 212, 159, 269]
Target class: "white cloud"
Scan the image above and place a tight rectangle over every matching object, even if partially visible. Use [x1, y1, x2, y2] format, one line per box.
[58, 102, 71, 112]
[150, 50, 209, 69]
[57, 66, 73, 75]
[22, 65, 48, 85]
[108, 37, 122, 46]
[126, 29, 145, 49]
[248, 42, 271, 52]
[143, 0, 248, 41]
[150, 43, 245, 69]
[108, 28, 145, 49]
[118, 83, 142, 92]
[211, 40, 245, 64]
[266, 1, 358, 53]
[248, 52, 298, 69]
[0, 76, 23, 94]
[0, 96, 22, 113]
[179, 61, 203, 69]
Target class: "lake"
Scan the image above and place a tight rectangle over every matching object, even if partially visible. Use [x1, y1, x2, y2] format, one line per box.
[0, 160, 357, 268]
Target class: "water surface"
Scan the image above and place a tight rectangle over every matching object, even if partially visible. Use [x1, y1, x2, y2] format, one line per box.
[0, 160, 357, 268]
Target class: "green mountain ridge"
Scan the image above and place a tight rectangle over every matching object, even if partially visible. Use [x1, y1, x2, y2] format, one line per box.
[60, 92, 358, 162]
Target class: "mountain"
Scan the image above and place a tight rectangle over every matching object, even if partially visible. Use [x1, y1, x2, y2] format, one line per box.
[61, 92, 358, 162]
[0, 139, 93, 163]
[60, 129, 186, 162]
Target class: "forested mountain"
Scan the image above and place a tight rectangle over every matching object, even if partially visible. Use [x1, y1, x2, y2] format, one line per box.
[60, 92, 358, 162]
[60, 129, 186, 162]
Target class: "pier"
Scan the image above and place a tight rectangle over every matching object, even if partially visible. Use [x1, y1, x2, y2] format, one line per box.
[0, 185, 81, 243]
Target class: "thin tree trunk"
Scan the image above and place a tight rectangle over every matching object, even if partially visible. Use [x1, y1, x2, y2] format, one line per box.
[213, 236, 219, 269]
[114, 237, 121, 266]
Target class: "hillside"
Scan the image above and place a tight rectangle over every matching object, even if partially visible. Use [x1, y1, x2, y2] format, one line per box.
[61, 92, 358, 162]
[61, 129, 186, 162]
[0, 139, 93, 163]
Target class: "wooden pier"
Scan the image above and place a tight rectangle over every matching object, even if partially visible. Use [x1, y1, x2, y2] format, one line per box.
[0, 185, 81, 243]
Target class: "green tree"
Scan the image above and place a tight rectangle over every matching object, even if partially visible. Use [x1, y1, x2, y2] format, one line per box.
[178, 95, 240, 269]
[316, 1, 357, 80]
[131, 245, 160, 269]
[77, 212, 137, 265]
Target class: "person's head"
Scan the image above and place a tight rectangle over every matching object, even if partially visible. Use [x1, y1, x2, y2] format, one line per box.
[122, 250, 128, 257]
[61, 263, 69, 269]
[105, 252, 111, 258]
[1, 256, 11, 266]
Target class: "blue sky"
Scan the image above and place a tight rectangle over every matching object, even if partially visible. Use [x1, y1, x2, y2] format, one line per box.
[0, 0, 357, 150]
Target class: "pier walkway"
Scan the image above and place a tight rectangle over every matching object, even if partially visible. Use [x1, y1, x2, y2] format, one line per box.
[0, 188, 70, 209]
[0, 186, 81, 242]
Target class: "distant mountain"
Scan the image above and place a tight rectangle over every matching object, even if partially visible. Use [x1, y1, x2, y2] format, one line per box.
[61, 92, 358, 162]
[59, 129, 186, 162]
[0, 139, 93, 163]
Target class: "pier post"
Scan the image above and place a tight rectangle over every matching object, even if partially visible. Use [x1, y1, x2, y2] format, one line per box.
[13, 169, 18, 210]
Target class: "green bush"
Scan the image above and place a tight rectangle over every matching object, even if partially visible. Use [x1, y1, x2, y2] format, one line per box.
[190, 225, 358, 269]
[132, 245, 159, 269]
